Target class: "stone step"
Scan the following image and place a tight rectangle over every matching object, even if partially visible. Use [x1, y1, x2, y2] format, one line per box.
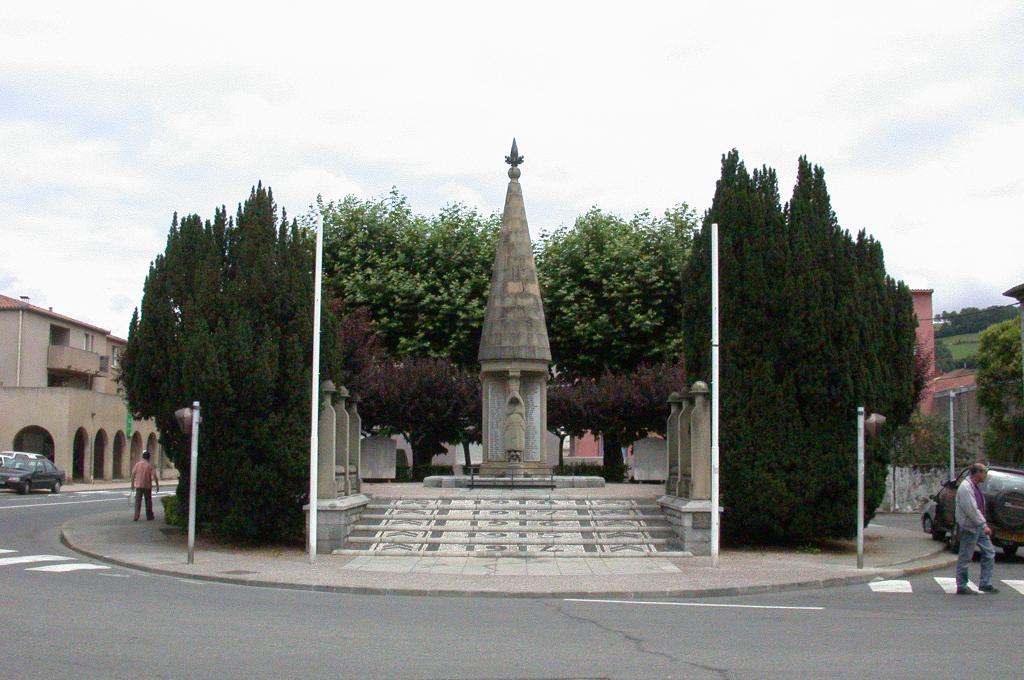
[365, 502, 661, 512]
[345, 535, 677, 546]
[368, 496, 658, 502]
[332, 546, 692, 558]
[350, 523, 676, 533]
[360, 512, 669, 521]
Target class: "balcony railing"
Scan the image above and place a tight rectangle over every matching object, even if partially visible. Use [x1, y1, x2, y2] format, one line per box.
[47, 345, 101, 375]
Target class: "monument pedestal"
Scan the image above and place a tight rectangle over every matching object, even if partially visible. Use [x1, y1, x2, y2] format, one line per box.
[423, 474, 605, 488]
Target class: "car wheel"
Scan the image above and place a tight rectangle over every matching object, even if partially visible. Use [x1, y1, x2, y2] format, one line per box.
[922, 515, 933, 534]
[51, 480, 61, 494]
[17, 482, 29, 495]
[1004, 545, 1018, 558]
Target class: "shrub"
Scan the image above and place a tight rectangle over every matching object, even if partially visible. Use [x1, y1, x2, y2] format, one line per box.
[161, 495, 183, 528]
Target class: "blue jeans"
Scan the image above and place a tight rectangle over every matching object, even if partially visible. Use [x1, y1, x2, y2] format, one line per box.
[956, 526, 995, 589]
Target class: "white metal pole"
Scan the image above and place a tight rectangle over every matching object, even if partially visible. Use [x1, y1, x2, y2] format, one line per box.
[307, 213, 324, 564]
[187, 401, 200, 565]
[948, 391, 956, 482]
[856, 406, 864, 569]
[710, 222, 721, 567]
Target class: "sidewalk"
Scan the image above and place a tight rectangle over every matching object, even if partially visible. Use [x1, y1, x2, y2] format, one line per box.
[61, 488, 956, 598]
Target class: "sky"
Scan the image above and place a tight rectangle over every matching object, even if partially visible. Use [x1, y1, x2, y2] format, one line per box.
[1, 1, 1022, 338]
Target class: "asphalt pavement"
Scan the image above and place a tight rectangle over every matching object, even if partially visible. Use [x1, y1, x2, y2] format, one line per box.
[2, 489, 1022, 680]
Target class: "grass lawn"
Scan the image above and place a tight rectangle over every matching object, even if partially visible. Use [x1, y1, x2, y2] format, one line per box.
[937, 331, 981, 362]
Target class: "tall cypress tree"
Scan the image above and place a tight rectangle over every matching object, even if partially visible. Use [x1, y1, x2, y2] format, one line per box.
[683, 151, 917, 543]
[123, 184, 336, 542]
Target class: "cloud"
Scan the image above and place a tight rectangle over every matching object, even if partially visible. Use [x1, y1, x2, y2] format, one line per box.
[1, 1, 1022, 334]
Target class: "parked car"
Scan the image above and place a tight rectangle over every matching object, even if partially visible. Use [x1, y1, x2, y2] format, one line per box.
[0, 458, 65, 494]
[921, 499, 943, 540]
[933, 465, 1024, 557]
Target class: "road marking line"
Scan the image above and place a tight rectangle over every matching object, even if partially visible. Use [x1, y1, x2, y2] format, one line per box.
[0, 555, 72, 566]
[71, 490, 131, 495]
[935, 577, 979, 594]
[26, 563, 111, 572]
[97, 573, 130, 578]
[563, 598, 824, 611]
[869, 580, 912, 593]
[1001, 580, 1024, 595]
[0, 494, 168, 510]
[0, 549, 16, 554]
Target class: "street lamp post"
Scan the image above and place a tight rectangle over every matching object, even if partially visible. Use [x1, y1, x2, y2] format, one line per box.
[174, 402, 201, 565]
[857, 410, 886, 569]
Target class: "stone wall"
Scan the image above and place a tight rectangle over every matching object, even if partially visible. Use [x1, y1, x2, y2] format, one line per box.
[657, 496, 712, 556]
[877, 465, 948, 513]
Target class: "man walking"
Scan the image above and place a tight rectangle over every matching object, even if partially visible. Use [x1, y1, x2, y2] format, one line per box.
[130, 450, 160, 521]
[955, 462, 998, 594]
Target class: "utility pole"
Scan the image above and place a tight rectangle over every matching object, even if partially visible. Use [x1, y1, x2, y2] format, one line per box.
[857, 407, 864, 569]
[307, 211, 324, 564]
[710, 222, 721, 568]
[948, 390, 956, 483]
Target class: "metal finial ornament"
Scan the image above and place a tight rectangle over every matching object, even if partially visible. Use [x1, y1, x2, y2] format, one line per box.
[505, 138, 524, 179]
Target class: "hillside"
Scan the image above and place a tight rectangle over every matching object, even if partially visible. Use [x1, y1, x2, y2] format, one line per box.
[936, 332, 980, 371]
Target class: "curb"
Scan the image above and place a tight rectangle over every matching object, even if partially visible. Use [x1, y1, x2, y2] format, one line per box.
[60, 521, 960, 600]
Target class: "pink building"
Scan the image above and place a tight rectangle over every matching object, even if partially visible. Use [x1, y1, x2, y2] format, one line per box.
[912, 289, 939, 414]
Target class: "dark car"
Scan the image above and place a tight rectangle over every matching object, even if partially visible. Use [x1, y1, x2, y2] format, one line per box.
[0, 458, 65, 495]
[933, 465, 1024, 557]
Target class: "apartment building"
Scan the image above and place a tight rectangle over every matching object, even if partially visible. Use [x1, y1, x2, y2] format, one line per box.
[0, 294, 169, 482]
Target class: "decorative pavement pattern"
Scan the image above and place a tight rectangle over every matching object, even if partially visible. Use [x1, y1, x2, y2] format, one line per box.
[338, 496, 687, 556]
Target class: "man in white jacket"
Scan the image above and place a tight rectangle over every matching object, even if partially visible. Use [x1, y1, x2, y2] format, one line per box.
[954, 463, 998, 594]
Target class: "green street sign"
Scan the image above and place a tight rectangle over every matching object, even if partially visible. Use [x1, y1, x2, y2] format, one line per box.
[126, 409, 133, 437]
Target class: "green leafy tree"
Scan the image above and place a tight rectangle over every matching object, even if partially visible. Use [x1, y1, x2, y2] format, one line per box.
[935, 304, 1020, 338]
[122, 184, 336, 542]
[317, 192, 500, 367]
[537, 205, 696, 464]
[934, 341, 956, 373]
[977, 317, 1024, 462]
[683, 151, 918, 544]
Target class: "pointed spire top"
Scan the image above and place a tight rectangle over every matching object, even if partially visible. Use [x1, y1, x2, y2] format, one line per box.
[479, 139, 550, 365]
[505, 138, 524, 179]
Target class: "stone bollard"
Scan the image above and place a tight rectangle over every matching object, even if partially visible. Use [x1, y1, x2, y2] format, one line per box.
[689, 381, 711, 500]
[347, 396, 362, 493]
[334, 385, 350, 496]
[317, 381, 338, 500]
[677, 388, 694, 498]
[666, 392, 683, 496]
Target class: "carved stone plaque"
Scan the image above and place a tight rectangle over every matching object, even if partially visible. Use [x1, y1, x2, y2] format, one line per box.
[523, 379, 542, 461]
[487, 379, 505, 461]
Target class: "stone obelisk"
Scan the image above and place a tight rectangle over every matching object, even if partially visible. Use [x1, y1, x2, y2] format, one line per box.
[478, 139, 552, 476]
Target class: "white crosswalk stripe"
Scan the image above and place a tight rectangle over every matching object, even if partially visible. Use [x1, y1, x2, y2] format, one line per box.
[1001, 580, 1024, 595]
[935, 577, 981, 593]
[26, 563, 110, 572]
[869, 580, 912, 593]
[0, 554, 72, 567]
[0, 548, 113, 575]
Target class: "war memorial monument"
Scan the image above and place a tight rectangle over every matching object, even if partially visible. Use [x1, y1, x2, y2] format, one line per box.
[306, 142, 715, 557]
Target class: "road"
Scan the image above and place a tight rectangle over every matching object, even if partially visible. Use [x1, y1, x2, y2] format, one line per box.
[1, 491, 1021, 680]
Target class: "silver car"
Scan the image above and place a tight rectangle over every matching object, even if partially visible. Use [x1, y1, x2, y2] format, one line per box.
[921, 498, 944, 540]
